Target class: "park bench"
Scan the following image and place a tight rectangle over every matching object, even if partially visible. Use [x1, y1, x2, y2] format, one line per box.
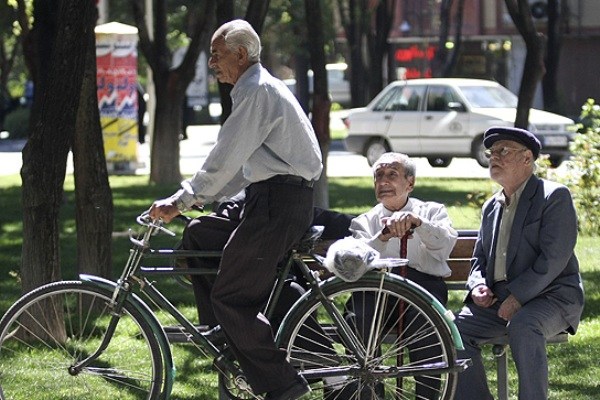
[445, 229, 569, 400]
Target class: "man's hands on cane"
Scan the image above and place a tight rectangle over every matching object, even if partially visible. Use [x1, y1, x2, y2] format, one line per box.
[380, 211, 421, 241]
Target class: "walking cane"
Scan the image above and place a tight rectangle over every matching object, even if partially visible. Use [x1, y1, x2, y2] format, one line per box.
[381, 225, 411, 397]
[395, 232, 409, 397]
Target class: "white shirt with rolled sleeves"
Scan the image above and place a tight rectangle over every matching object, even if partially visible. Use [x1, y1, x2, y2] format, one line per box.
[172, 63, 323, 211]
[350, 198, 458, 277]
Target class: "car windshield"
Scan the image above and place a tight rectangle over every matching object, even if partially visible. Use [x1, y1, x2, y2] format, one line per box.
[459, 85, 518, 108]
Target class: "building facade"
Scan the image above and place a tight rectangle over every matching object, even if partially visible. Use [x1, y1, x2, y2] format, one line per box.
[388, 0, 600, 119]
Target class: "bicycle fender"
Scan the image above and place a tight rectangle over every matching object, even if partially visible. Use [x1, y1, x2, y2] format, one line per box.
[276, 272, 464, 351]
[79, 274, 176, 399]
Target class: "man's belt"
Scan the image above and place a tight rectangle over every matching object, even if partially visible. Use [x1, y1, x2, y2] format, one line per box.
[265, 174, 315, 188]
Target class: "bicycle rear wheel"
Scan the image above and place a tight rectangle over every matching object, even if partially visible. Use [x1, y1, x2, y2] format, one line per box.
[0, 281, 164, 400]
[277, 276, 458, 400]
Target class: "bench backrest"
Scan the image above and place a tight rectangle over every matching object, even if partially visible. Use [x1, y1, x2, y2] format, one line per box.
[445, 230, 478, 290]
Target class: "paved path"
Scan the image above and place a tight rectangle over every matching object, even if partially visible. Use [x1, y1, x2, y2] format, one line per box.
[1, 125, 495, 179]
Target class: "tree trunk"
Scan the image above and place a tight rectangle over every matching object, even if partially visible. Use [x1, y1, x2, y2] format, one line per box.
[21, 0, 94, 295]
[432, 0, 452, 78]
[132, 0, 215, 185]
[0, 3, 19, 128]
[216, 0, 234, 123]
[368, 0, 396, 97]
[305, 0, 331, 208]
[445, 0, 465, 77]
[542, 0, 563, 113]
[245, 0, 270, 35]
[505, 0, 546, 128]
[339, 0, 369, 107]
[150, 75, 185, 184]
[73, 5, 114, 279]
[288, 2, 310, 113]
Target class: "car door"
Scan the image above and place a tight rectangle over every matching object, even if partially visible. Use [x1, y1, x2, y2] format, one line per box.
[382, 84, 425, 154]
[419, 85, 471, 155]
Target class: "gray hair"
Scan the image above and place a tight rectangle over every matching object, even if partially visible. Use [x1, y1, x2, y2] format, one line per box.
[213, 19, 261, 63]
[372, 152, 416, 178]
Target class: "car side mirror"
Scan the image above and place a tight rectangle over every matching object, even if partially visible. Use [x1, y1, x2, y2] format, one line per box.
[447, 101, 466, 112]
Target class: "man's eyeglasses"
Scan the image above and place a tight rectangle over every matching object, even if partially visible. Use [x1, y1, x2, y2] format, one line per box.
[484, 146, 528, 159]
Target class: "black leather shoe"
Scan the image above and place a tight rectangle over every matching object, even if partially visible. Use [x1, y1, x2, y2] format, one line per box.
[265, 376, 310, 400]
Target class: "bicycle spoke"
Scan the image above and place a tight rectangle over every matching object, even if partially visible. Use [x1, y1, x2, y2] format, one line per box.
[0, 281, 164, 399]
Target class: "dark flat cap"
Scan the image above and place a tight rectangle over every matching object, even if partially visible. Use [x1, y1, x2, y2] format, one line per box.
[483, 126, 542, 158]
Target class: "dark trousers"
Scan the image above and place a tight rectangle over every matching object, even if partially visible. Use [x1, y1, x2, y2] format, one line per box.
[454, 282, 570, 400]
[184, 180, 313, 394]
[348, 268, 448, 399]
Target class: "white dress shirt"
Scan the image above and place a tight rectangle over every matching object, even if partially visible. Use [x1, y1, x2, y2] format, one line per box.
[173, 63, 323, 210]
[350, 198, 458, 277]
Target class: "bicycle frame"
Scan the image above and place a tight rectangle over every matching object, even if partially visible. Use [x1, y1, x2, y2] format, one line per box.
[72, 214, 466, 398]
[73, 215, 324, 397]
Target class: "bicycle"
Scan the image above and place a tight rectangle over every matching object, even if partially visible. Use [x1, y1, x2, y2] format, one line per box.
[0, 212, 470, 399]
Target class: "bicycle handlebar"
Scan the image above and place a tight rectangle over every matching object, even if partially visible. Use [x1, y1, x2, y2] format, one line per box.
[136, 212, 176, 237]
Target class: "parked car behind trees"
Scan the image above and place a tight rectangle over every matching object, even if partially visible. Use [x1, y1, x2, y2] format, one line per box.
[344, 78, 575, 168]
[285, 63, 351, 107]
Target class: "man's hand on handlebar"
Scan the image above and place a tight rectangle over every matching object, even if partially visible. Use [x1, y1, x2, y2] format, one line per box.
[149, 198, 181, 223]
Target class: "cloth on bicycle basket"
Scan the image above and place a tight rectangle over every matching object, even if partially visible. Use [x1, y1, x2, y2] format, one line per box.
[324, 237, 380, 282]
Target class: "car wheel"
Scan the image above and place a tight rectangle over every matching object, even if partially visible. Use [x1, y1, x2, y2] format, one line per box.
[472, 137, 489, 167]
[364, 138, 390, 166]
[548, 155, 564, 168]
[427, 156, 453, 168]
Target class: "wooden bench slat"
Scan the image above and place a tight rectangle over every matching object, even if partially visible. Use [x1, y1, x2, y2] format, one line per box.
[445, 260, 471, 282]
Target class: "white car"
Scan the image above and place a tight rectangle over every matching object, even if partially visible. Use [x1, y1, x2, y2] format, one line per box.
[344, 78, 575, 167]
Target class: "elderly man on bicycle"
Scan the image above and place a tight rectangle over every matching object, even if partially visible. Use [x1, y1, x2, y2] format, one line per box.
[150, 19, 321, 400]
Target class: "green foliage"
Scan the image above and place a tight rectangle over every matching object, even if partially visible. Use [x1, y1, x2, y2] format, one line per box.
[568, 100, 600, 235]
[2, 106, 30, 139]
[536, 99, 600, 236]
[577, 98, 600, 134]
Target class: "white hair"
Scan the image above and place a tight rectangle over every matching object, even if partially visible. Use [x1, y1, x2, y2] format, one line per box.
[372, 152, 416, 178]
[213, 19, 261, 63]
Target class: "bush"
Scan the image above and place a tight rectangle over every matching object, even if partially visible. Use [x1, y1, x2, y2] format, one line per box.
[534, 99, 600, 235]
[567, 99, 600, 235]
[2, 106, 30, 140]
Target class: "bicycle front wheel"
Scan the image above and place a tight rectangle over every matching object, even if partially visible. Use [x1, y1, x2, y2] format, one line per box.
[0, 281, 165, 400]
[278, 276, 458, 400]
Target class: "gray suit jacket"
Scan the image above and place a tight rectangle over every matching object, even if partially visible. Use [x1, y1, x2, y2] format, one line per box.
[467, 175, 584, 333]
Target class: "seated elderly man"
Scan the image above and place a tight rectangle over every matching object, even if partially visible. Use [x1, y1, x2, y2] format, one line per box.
[330, 152, 458, 399]
[454, 127, 584, 400]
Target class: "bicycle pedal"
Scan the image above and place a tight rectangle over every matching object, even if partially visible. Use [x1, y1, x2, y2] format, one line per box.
[202, 325, 227, 347]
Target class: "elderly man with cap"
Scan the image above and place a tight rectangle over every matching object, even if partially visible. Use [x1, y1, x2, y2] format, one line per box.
[454, 127, 584, 400]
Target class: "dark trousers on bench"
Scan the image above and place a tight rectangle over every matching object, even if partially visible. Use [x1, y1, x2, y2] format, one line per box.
[454, 281, 571, 400]
[183, 180, 314, 394]
[348, 267, 448, 398]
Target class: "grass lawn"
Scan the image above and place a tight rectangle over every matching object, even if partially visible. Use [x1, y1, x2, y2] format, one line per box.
[0, 173, 598, 399]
